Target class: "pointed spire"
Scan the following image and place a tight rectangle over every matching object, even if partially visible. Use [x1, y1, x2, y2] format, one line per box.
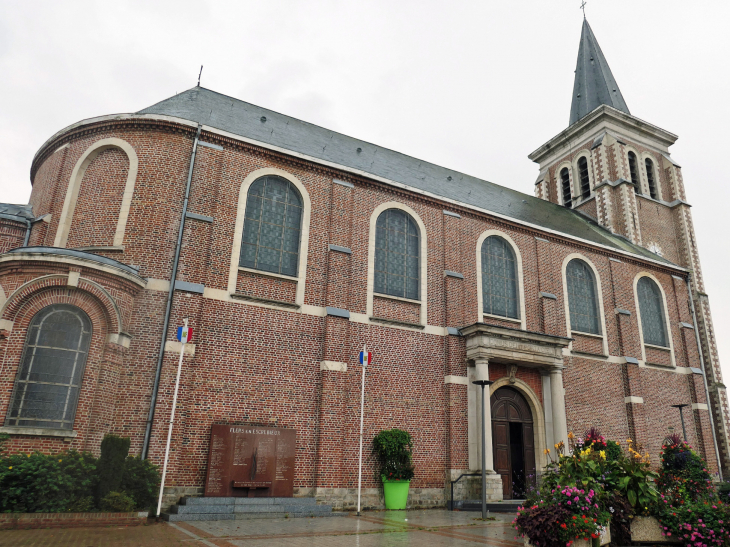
[569, 19, 630, 126]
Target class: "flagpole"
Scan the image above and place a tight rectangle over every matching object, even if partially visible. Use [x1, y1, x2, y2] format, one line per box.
[156, 318, 188, 517]
[356, 344, 367, 516]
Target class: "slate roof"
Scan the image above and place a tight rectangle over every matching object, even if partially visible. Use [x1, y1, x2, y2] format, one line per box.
[0, 203, 33, 221]
[138, 87, 670, 265]
[569, 19, 630, 126]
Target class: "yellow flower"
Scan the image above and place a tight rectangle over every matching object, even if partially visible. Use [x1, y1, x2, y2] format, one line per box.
[568, 432, 575, 439]
[27, 454, 31, 458]
[555, 443, 559, 449]
[626, 439, 633, 444]
[599, 451, 606, 460]
[7, 467, 12, 470]
[58, 459, 62, 463]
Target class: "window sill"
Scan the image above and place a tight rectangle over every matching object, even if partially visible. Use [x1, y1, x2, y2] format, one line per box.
[482, 313, 521, 325]
[230, 293, 300, 309]
[74, 245, 124, 252]
[369, 316, 425, 330]
[373, 293, 421, 305]
[571, 330, 604, 340]
[571, 350, 609, 359]
[0, 426, 77, 439]
[645, 343, 671, 352]
[238, 267, 298, 282]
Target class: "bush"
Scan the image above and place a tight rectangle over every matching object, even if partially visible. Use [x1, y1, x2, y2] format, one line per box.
[99, 491, 135, 512]
[96, 435, 131, 503]
[120, 456, 159, 510]
[373, 429, 414, 481]
[0, 434, 159, 513]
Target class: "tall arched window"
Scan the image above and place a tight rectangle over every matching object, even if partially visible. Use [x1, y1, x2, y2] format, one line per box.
[239, 175, 303, 276]
[6, 304, 92, 430]
[560, 168, 572, 208]
[374, 208, 420, 300]
[566, 259, 601, 335]
[577, 157, 590, 199]
[645, 158, 658, 199]
[481, 236, 519, 319]
[637, 276, 668, 347]
[628, 151, 641, 194]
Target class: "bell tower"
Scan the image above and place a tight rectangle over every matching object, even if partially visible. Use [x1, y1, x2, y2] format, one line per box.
[528, 18, 730, 474]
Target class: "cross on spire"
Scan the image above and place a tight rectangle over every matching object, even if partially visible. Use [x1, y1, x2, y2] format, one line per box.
[580, 0, 586, 18]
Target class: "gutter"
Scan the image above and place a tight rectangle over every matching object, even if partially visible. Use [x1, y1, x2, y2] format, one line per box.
[687, 274, 724, 480]
[141, 124, 202, 459]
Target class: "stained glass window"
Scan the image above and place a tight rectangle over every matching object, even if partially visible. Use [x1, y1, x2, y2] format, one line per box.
[374, 209, 420, 300]
[645, 158, 658, 199]
[6, 304, 92, 430]
[566, 259, 601, 335]
[481, 236, 519, 319]
[578, 157, 590, 199]
[560, 168, 572, 208]
[637, 276, 668, 347]
[628, 152, 641, 194]
[240, 176, 303, 277]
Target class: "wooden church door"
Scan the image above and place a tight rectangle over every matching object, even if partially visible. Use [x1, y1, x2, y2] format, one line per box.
[491, 387, 536, 499]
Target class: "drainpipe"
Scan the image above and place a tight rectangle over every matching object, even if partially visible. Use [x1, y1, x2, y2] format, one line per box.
[141, 125, 202, 459]
[687, 273, 723, 481]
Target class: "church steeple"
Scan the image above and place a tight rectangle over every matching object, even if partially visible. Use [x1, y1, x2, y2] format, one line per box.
[569, 19, 630, 126]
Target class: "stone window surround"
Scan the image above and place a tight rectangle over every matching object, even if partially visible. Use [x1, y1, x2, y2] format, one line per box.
[475, 230, 527, 330]
[366, 202, 428, 327]
[556, 160, 574, 207]
[640, 151, 663, 201]
[633, 272, 676, 367]
[560, 253, 610, 356]
[228, 167, 312, 309]
[54, 137, 139, 249]
[571, 149, 595, 202]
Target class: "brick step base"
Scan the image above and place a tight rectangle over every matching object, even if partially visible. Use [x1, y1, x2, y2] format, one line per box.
[450, 500, 524, 512]
[163, 496, 344, 522]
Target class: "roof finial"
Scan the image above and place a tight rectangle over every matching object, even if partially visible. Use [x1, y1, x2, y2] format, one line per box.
[197, 65, 203, 87]
[580, 0, 586, 18]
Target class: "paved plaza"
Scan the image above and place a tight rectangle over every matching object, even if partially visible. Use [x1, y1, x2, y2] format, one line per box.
[0, 510, 521, 546]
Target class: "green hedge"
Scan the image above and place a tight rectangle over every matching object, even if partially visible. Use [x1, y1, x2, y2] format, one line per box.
[0, 434, 159, 513]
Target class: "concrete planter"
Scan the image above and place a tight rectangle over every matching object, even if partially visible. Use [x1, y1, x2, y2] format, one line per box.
[524, 527, 610, 547]
[630, 516, 681, 544]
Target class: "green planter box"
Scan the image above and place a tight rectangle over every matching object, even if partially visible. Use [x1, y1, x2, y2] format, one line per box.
[382, 478, 410, 509]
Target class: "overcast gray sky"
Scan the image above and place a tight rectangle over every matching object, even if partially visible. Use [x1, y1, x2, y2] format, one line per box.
[1, 1, 729, 385]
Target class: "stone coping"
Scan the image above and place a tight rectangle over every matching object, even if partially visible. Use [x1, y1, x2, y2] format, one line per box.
[0, 510, 149, 530]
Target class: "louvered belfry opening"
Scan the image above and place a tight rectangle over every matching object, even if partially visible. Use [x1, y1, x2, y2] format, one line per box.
[578, 157, 590, 199]
[628, 152, 641, 194]
[645, 158, 658, 199]
[560, 168, 572, 208]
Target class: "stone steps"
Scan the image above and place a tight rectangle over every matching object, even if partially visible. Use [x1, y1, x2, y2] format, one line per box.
[162, 496, 346, 522]
[451, 499, 524, 512]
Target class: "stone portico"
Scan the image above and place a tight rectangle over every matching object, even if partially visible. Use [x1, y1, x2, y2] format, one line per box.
[458, 323, 571, 501]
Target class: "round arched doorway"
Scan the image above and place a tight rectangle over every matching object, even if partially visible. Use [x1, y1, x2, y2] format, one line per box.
[491, 386, 536, 499]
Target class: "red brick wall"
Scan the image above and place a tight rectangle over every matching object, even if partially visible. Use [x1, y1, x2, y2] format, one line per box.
[0, 219, 25, 254]
[0, 117, 720, 501]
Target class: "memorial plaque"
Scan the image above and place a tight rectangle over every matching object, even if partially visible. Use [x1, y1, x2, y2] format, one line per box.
[204, 424, 296, 497]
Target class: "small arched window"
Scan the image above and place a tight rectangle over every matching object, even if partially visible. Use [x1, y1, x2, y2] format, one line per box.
[645, 158, 658, 199]
[481, 236, 519, 319]
[566, 259, 601, 335]
[6, 304, 92, 430]
[240, 175, 303, 276]
[577, 157, 590, 199]
[560, 168, 572, 208]
[374, 208, 420, 300]
[637, 277, 668, 347]
[628, 152, 641, 194]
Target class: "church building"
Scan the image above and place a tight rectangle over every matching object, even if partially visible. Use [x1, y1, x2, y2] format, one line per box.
[0, 19, 728, 510]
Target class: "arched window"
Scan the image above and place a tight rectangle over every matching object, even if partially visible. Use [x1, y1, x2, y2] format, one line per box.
[239, 175, 303, 276]
[560, 168, 572, 208]
[645, 158, 658, 199]
[374, 208, 420, 300]
[566, 259, 601, 335]
[628, 151, 641, 194]
[481, 236, 519, 319]
[6, 304, 92, 430]
[577, 157, 590, 199]
[637, 277, 668, 347]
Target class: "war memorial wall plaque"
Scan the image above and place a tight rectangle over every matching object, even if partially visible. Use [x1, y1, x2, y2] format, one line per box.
[204, 424, 296, 497]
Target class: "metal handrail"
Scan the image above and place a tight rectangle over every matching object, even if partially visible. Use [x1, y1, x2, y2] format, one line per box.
[449, 473, 481, 510]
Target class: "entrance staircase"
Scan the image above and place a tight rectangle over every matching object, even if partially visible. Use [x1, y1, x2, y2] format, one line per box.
[163, 497, 345, 521]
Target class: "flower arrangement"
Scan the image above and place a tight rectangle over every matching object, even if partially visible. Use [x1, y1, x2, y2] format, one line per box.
[372, 428, 414, 481]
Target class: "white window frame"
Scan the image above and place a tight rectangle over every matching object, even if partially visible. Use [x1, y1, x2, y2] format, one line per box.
[633, 272, 676, 367]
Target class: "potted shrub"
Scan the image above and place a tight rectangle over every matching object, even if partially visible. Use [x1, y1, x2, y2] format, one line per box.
[373, 429, 414, 510]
